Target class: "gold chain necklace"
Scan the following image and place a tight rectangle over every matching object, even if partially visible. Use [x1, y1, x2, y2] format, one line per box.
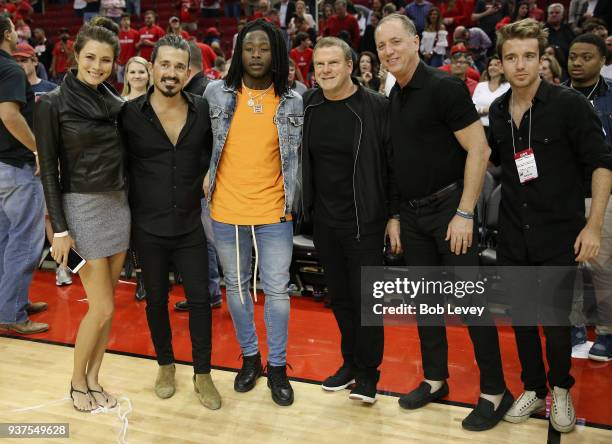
[243, 83, 273, 114]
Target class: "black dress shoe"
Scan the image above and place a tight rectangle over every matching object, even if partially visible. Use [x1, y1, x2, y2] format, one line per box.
[135, 273, 147, 301]
[174, 300, 189, 311]
[266, 363, 294, 406]
[234, 353, 263, 392]
[398, 381, 449, 410]
[462, 390, 515, 431]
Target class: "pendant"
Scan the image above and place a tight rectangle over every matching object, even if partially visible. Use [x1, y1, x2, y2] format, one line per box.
[253, 104, 263, 113]
[247, 98, 255, 107]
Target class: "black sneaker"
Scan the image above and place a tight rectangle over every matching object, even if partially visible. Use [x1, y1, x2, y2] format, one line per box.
[322, 364, 356, 391]
[348, 370, 379, 404]
[266, 363, 294, 406]
[234, 353, 263, 393]
[174, 300, 189, 311]
[462, 390, 515, 431]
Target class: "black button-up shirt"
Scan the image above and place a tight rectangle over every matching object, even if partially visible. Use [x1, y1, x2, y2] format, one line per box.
[488, 80, 612, 262]
[120, 89, 212, 237]
[389, 61, 480, 200]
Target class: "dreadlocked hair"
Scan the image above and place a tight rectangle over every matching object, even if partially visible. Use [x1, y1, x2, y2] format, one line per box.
[225, 19, 289, 97]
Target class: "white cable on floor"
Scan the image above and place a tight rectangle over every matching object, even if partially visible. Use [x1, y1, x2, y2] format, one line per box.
[91, 396, 132, 444]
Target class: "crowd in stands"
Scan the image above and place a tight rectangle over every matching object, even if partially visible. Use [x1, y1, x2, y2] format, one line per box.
[1, 0, 610, 106]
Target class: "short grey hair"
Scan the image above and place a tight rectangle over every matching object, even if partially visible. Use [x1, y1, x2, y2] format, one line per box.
[377, 13, 417, 36]
[314, 36, 352, 62]
[548, 3, 564, 14]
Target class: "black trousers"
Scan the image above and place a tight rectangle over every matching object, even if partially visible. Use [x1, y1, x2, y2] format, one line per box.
[313, 221, 385, 377]
[400, 188, 506, 395]
[498, 249, 576, 398]
[133, 225, 212, 374]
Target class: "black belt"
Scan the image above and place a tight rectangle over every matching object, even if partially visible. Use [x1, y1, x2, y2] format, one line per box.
[407, 182, 459, 208]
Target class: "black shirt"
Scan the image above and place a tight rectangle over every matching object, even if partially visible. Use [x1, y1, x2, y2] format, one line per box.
[474, 0, 508, 39]
[488, 80, 612, 262]
[120, 89, 213, 237]
[545, 23, 575, 58]
[0, 49, 35, 168]
[309, 92, 358, 228]
[389, 61, 479, 199]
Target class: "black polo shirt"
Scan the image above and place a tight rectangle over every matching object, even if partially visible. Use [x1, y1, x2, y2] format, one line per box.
[389, 61, 480, 200]
[0, 49, 35, 168]
[120, 88, 213, 237]
[488, 80, 612, 262]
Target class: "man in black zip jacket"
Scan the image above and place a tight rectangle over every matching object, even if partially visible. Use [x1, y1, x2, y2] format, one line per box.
[301, 36, 393, 404]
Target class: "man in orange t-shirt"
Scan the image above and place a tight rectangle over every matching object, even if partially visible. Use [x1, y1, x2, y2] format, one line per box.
[204, 19, 303, 408]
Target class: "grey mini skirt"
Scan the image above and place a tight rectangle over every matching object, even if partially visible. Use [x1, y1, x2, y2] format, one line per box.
[62, 191, 131, 260]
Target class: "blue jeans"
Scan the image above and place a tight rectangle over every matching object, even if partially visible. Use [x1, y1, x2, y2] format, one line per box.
[201, 200, 221, 302]
[212, 220, 293, 366]
[0, 163, 45, 323]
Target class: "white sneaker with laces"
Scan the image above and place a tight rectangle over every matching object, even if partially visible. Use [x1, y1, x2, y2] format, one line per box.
[56, 265, 73, 286]
[503, 390, 546, 423]
[550, 386, 576, 433]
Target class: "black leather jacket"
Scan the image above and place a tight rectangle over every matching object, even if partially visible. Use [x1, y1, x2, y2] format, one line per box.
[301, 80, 395, 238]
[34, 70, 125, 234]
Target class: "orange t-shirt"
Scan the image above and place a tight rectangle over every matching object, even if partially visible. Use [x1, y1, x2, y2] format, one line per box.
[210, 86, 291, 225]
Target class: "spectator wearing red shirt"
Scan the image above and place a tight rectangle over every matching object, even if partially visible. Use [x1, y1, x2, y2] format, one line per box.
[204, 56, 225, 80]
[14, 0, 33, 18]
[323, 0, 360, 49]
[136, 10, 165, 61]
[167, 16, 191, 40]
[289, 32, 313, 85]
[436, 0, 471, 43]
[118, 13, 140, 83]
[50, 28, 73, 83]
[177, 0, 199, 32]
[528, 0, 544, 21]
[448, 45, 477, 96]
[195, 41, 217, 70]
[439, 43, 481, 81]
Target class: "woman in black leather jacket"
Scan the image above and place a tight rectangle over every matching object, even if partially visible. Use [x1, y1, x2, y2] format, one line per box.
[34, 17, 129, 413]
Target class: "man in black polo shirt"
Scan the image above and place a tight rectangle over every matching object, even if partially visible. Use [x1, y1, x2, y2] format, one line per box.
[119, 35, 221, 410]
[375, 14, 513, 431]
[0, 16, 47, 335]
[489, 19, 612, 433]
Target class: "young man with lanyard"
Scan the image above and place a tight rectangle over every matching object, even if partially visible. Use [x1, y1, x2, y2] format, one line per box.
[120, 35, 221, 410]
[565, 33, 612, 362]
[301, 37, 391, 403]
[376, 14, 513, 431]
[487, 19, 612, 432]
[204, 19, 303, 407]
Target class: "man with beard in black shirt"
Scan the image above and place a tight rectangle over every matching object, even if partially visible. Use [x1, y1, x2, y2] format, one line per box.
[302, 36, 392, 404]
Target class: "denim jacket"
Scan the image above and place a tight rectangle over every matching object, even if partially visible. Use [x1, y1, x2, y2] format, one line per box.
[204, 80, 304, 216]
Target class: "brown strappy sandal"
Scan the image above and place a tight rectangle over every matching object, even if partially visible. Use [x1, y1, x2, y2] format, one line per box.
[70, 383, 95, 412]
[88, 385, 118, 409]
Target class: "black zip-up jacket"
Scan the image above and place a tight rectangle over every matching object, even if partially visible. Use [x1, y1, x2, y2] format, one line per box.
[34, 70, 125, 234]
[301, 80, 397, 238]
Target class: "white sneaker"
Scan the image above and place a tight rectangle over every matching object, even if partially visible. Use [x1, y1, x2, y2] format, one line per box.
[503, 390, 546, 423]
[550, 387, 576, 433]
[56, 265, 72, 286]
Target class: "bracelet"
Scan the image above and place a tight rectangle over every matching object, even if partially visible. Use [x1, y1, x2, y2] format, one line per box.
[456, 209, 474, 220]
[391, 214, 400, 221]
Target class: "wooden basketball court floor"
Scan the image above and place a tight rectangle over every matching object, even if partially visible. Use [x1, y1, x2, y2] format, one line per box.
[0, 270, 610, 443]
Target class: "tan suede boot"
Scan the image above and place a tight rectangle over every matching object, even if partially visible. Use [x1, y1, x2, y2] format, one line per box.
[155, 364, 176, 399]
[193, 374, 222, 410]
